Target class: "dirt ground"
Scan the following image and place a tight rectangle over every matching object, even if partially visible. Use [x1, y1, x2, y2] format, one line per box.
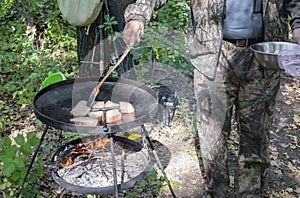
[3, 72, 300, 198]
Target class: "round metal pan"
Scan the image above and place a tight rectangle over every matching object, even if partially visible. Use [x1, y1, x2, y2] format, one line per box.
[33, 77, 158, 134]
[51, 135, 150, 195]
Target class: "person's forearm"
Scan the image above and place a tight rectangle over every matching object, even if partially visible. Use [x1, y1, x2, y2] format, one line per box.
[124, 0, 168, 25]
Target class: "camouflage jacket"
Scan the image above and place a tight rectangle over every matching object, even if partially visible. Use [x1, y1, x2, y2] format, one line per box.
[124, 0, 300, 39]
[124, 0, 300, 78]
[124, 0, 167, 25]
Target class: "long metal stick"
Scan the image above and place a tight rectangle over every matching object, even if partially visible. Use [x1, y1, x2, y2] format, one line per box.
[103, 109, 119, 198]
[16, 125, 49, 198]
[86, 47, 132, 108]
[109, 134, 119, 198]
[141, 125, 177, 198]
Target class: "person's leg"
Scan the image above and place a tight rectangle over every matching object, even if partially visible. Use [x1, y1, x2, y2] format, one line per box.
[235, 61, 280, 197]
[194, 69, 230, 197]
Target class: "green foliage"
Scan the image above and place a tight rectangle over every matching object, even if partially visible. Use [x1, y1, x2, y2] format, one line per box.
[124, 168, 166, 198]
[154, 0, 189, 31]
[0, 0, 77, 131]
[0, 1, 77, 195]
[98, 14, 118, 31]
[0, 0, 77, 105]
[0, 132, 43, 196]
[135, 0, 193, 77]
[0, 0, 15, 18]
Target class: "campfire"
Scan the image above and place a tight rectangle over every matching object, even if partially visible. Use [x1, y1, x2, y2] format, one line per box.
[52, 136, 149, 189]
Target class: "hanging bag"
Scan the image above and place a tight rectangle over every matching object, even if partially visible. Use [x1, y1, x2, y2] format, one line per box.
[57, 0, 103, 26]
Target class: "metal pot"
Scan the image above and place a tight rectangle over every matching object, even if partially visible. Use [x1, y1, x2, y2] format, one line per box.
[250, 42, 299, 70]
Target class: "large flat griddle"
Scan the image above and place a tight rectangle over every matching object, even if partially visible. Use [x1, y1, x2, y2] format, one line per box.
[33, 77, 158, 134]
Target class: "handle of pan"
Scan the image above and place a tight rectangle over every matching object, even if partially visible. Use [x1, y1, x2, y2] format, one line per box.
[92, 47, 132, 97]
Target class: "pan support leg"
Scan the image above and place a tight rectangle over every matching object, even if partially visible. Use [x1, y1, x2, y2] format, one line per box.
[108, 132, 119, 198]
[141, 125, 177, 198]
[16, 125, 49, 198]
[103, 109, 119, 198]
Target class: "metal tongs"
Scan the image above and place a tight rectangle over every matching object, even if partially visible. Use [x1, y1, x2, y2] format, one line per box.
[86, 47, 132, 108]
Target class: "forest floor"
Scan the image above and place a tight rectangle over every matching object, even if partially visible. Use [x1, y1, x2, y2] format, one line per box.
[3, 72, 300, 198]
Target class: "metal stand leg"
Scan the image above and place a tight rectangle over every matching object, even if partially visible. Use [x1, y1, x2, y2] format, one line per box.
[103, 109, 119, 198]
[109, 134, 119, 198]
[16, 125, 49, 198]
[141, 125, 177, 198]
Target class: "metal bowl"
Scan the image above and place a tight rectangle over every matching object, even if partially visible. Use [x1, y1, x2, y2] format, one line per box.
[250, 42, 299, 70]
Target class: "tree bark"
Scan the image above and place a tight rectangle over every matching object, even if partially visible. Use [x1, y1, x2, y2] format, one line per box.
[76, 0, 135, 77]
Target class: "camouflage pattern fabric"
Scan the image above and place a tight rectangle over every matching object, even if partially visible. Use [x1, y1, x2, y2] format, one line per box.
[190, 1, 299, 197]
[124, 0, 168, 24]
[125, 0, 300, 197]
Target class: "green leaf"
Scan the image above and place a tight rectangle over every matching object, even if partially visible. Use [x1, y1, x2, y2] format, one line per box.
[0, 178, 11, 190]
[27, 133, 40, 146]
[36, 167, 44, 176]
[42, 145, 51, 152]
[27, 174, 37, 183]
[10, 171, 21, 182]
[3, 163, 15, 177]
[13, 157, 25, 169]
[20, 143, 32, 156]
[0, 145, 17, 159]
[0, 182, 7, 190]
[3, 136, 12, 147]
[15, 134, 25, 146]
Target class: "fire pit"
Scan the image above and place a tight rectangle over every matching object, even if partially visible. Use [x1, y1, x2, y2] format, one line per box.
[51, 135, 150, 195]
[17, 77, 176, 198]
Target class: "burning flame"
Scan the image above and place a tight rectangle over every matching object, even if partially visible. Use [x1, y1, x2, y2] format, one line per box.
[60, 156, 73, 167]
[59, 137, 110, 168]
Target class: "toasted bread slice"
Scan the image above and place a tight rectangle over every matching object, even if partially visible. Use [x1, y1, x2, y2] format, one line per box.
[70, 117, 98, 126]
[88, 111, 103, 121]
[106, 109, 122, 123]
[70, 100, 90, 117]
[92, 101, 105, 110]
[122, 112, 136, 123]
[119, 101, 135, 113]
[105, 100, 120, 109]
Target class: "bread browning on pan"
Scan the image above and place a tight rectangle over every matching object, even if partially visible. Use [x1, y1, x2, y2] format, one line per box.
[119, 101, 135, 113]
[104, 100, 120, 108]
[70, 117, 98, 126]
[70, 100, 135, 126]
[88, 111, 103, 121]
[122, 112, 136, 123]
[106, 109, 122, 123]
[70, 100, 91, 117]
[92, 101, 105, 110]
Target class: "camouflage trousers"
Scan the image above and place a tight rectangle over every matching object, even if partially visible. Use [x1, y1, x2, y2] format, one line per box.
[194, 47, 280, 197]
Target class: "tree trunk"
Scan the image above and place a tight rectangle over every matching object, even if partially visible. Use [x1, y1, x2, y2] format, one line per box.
[76, 0, 135, 78]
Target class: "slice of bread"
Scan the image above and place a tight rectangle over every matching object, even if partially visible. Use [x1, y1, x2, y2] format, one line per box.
[106, 109, 122, 123]
[70, 100, 90, 117]
[119, 101, 135, 113]
[88, 111, 103, 121]
[92, 101, 105, 110]
[122, 112, 136, 123]
[105, 100, 120, 109]
[70, 117, 98, 126]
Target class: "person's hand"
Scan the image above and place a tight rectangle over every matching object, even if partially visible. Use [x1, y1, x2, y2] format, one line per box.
[123, 20, 144, 47]
[293, 28, 300, 45]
